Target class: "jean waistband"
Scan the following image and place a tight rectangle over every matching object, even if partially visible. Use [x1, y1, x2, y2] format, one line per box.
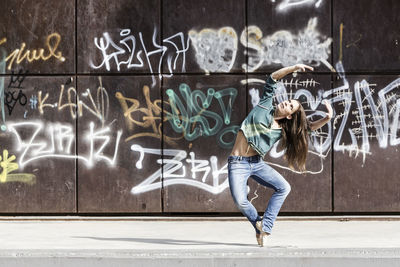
[228, 155, 261, 163]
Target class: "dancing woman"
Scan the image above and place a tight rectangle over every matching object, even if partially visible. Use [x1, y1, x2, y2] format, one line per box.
[228, 64, 333, 246]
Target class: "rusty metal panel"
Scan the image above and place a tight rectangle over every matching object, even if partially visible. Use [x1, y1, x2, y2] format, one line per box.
[2, 0, 75, 74]
[77, 75, 162, 213]
[333, 74, 400, 212]
[0, 75, 76, 212]
[77, 0, 161, 74]
[162, 0, 246, 74]
[247, 0, 332, 73]
[246, 74, 332, 212]
[333, 0, 400, 72]
[162, 75, 246, 212]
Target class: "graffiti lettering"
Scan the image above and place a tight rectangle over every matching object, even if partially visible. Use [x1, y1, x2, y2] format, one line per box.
[90, 29, 189, 86]
[249, 62, 400, 167]
[116, 84, 239, 149]
[38, 77, 109, 125]
[29, 95, 38, 109]
[166, 84, 239, 148]
[7, 69, 27, 89]
[6, 33, 65, 70]
[242, 18, 333, 71]
[189, 27, 238, 73]
[7, 121, 122, 169]
[115, 85, 183, 146]
[0, 149, 36, 184]
[5, 89, 27, 115]
[272, 0, 324, 11]
[130, 144, 228, 194]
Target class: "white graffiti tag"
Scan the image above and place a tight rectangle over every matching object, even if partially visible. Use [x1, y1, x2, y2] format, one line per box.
[130, 144, 228, 194]
[242, 18, 333, 71]
[7, 121, 122, 168]
[248, 62, 400, 166]
[189, 27, 238, 73]
[272, 0, 324, 11]
[90, 28, 190, 86]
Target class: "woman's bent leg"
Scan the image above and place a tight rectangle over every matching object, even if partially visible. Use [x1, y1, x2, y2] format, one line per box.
[228, 160, 262, 233]
[251, 161, 291, 234]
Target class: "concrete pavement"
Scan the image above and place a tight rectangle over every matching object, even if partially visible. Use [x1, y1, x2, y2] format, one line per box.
[0, 216, 399, 266]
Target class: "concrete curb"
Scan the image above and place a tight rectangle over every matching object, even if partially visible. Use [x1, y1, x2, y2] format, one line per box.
[0, 248, 399, 267]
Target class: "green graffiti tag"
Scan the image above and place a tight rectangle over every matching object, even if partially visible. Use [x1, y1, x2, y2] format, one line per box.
[166, 83, 238, 148]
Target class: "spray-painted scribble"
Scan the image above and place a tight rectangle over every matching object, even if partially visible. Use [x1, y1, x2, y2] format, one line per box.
[166, 84, 239, 149]
[37, 77, 109, 126]
[0, 48, 7, 131]
[3, 70, 28, 115]
[0, 149, 36, 184]
[323, 63, 400, 162]
[249, 88, 261, 109]
[130, 144, 228, 194]
[281, 77, 320, 89]
[272, 0, 324, 11]
[90, 28, 190, 87]
[7, 70, 27, 89]
[6, 33, 65, 70]
[248, 62, 400, 168]
[7, 121, 122, 169]
[5, 89, 27, 115]
[189, 27, 238, 73]
[242, 18, 333, 71]
[116, 85, 186, 147]
[116, 83, 240, 149]
[29, 95, 38, 109]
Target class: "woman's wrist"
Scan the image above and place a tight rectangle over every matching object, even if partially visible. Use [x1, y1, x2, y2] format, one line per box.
[324, 114, 332, 122]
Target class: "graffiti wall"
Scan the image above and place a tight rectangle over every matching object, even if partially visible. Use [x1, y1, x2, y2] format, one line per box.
[1, 0, 399, 214]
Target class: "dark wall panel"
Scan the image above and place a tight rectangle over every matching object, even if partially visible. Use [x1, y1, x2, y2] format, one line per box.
[163, 0, 246, 74]
[77, 76, 162, 213]
[77, 0, 161, 74]
[248, 0, 332, 73]
[3, 0, 75, 74]
[0, 76, 76, 212]
[333, 0, 400, 72]
[333, 75, 400, 211]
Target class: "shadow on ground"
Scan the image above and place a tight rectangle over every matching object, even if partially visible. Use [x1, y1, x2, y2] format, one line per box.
[72, 236, 258, 247]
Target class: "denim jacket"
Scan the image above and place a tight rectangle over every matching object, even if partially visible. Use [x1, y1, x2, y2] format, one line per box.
[239, 75, 282, 157]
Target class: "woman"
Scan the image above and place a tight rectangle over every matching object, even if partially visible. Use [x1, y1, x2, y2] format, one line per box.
[228, 64, 333, 247]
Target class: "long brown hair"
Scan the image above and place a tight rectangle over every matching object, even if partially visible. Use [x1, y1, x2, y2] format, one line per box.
[278, 101, 309, 172]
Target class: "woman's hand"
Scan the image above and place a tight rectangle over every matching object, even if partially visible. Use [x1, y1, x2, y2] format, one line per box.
[293, 64, 314, 72]
[323, 100, 333, 119]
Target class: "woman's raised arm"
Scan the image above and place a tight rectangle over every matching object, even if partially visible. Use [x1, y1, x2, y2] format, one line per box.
[271, 64, 314, 81]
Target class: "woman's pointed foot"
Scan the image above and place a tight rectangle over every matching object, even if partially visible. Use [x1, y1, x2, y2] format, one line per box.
[255, 232, 264, 246]
[255, 221, 270, 247]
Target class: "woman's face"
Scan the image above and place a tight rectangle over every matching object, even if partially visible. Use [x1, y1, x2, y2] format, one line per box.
[276, 99, 301, 119]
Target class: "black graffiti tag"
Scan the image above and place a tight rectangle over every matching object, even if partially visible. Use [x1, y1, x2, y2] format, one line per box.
[7, 69, 28, 89]
[5, 89, 27, 115]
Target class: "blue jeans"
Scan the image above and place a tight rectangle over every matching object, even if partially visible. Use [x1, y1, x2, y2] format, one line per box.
[227, 155, 291, 234]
